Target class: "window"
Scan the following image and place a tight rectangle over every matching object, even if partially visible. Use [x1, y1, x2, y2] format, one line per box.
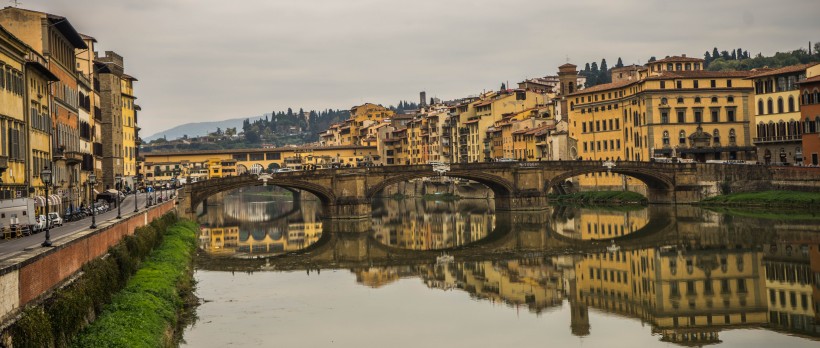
[788, 96, 795, 112]
[727, 108, 735, 122]
[767, 99, 773, 114]
[677, 110, 685, 123]
[758, 99, 764, 115]
[661, 111, 669, 124]
[713, 130, 720, 144]
[693, 80, 699, 89]
[677, 97, 684, 103]
[726, 80, 732, 88]
[660, 81, 666, 89]
[727, 96, 734, 103]
[694, 109, 702, 123]
[679, 130, 686, 144]
[711, 109, 719, 122]
[777, 97, 784, 113]
[662, 131, 670, 145]
[729, 129, 736, 143]
[711, 96, 718, 103]
[694, 96, 701, 103]
[582, 123, 587, 132]
[676, 81, 682, 89]
[710, 80, 716, 88]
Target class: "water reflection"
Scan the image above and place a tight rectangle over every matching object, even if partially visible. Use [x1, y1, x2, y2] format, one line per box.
[371, 198, 495, 250]
[197, 187, 323, 256]
[190, 189, 820, 345]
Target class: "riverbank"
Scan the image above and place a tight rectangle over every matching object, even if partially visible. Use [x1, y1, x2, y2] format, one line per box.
[699, 190, 820, 208]
[550, 191, 647, 205]
[6, 214, 197, 348]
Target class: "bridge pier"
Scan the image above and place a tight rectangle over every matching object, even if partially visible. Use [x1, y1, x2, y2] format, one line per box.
[495, 192, 550, 212]
[646, 187, 675, 204]
[323, 198, 372, 220]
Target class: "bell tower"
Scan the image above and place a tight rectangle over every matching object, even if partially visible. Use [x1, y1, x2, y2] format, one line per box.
[558, 63, 578, 118]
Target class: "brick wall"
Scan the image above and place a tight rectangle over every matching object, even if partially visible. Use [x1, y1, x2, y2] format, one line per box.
[0, 200, 176, 325]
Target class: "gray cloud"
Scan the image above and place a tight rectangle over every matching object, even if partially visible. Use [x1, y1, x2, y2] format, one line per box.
[23, 0, 820, 136]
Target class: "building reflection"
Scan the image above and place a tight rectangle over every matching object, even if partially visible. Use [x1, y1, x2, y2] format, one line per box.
[198, 187, 323, 256]
[354, 206, 820, 342]
[371, 198, 495, 250]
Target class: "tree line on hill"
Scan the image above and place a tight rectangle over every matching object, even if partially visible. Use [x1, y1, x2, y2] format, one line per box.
[581, 42, 820, 88]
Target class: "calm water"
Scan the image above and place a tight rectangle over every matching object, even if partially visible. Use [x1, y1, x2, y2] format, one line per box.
[183, 187, 820, 347]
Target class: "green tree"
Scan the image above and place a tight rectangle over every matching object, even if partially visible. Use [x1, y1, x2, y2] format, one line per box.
[648, 56, 657, 63]
[500, 82, 506, 91]
[615, 57, 624, 68]
[712, 47, 720, 60]
[704, 51, 711, 64]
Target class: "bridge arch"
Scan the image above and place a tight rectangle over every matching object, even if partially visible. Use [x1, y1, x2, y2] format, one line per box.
[544, 167, 675, 192]
[188, 175, 337, 214]
[365, 171, 515, 200]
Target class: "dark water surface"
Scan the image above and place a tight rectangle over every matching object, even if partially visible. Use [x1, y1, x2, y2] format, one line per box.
[182, 187, 820, 347]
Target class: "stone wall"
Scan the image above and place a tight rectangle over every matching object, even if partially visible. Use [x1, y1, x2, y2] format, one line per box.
[0, 200, 176, 328]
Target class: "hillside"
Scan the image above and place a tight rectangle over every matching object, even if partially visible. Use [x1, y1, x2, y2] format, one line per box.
[143, 115, 266, 142]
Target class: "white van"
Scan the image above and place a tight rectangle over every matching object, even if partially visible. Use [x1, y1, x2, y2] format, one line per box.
[0, 198, 35, 230]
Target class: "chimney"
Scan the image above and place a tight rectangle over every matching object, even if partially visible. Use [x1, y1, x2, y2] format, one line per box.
[682, 54, 687, 57]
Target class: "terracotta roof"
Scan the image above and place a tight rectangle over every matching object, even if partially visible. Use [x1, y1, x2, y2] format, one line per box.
[747, 63, 820, 79]
[649, 56, 705, 64]
[474, 100, 492, 107]
[559, 63, 577, 68]
[797, 75, 820, 84]
[568, 80, 634, 96]
[645, 70, 753, 80]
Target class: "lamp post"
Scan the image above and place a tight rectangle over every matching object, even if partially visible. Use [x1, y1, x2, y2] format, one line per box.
[41, 166, 52, 247]
[115, 174, 122, 219]
[89, 174, 97, 229]
[133, 176, 139, 213]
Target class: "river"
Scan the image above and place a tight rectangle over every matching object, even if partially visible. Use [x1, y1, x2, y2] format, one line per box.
[182, 186, 820, 347]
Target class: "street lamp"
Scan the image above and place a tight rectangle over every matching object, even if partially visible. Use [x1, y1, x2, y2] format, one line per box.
[89, 173, 97, 229]
[115, 174, 122, 219]
[133, 176, 139, 213]
[41, 166, 52, 247]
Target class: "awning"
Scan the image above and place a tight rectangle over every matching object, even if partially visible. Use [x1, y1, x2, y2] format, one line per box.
[33, 196, 46, 207]
[48, 194, 61, 207]
[106, 189, 119, 194]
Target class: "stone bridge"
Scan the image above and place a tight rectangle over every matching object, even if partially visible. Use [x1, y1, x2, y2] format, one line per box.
[180, 161, 820, 219]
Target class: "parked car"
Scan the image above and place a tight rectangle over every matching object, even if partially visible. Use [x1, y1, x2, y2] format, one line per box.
[32, 215, 47, 231]
[47, 212, 63, 227]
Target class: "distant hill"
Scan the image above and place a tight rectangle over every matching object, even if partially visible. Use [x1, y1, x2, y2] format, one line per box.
[144, 115, 266, 142]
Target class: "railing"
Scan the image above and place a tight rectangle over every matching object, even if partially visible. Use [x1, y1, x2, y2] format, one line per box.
[753, 135, 801, 143]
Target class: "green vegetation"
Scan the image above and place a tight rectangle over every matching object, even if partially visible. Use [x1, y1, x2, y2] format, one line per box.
[704, 206, 820, 221]
[551, 191, 648, 204]
[700, 190, 820, 207]
[8, 214, 189, 348]
[705, 45, 820, 71]
[71, 220, 198, 348]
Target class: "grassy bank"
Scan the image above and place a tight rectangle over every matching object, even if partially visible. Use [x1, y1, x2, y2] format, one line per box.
[71, 220, 198, 348]
[700, 190, 820, 207]
[551, 191, 647, 204]
[9, 213, 181, 348]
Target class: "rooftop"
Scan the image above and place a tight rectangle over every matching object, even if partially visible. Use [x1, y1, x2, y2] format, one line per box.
[746, 63, 820, 79]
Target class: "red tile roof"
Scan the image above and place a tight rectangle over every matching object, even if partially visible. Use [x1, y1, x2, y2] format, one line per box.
[747, 63, 820, 79]
[649, 56, 705, 64]
[798, 75, 820, 84]
[645, 70, 753, 80]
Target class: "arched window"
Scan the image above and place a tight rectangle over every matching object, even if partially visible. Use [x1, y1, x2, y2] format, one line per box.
[758, 99, 764, 115]
[676, 63, 682, 71]
[777, 97, 784, 113]
[711, 96, 718, 103]
[661, 97, 668, 105]
[568, 82, 574, 93]
[662, 131, 670, 146]
[694, 96, 701, 103]
[713, 129, 720, 144]
[815, 116, 820, 133]
[767, 121, 775, 139]
[804, 92, 811, 105]
[814, 90, 820, 104]
[729, 129, 736, 143]
[767, 99, 774, 114]
[677, 97, 684, 103]
[788, 96, 795, 112]
[777, 120, 786, 137]
[679, 130, 686, 144]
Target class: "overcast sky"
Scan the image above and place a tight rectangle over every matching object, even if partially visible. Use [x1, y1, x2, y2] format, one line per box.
[22, 0, 820, 136]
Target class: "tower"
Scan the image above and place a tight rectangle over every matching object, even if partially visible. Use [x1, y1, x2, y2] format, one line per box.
[558, 63, 578, 118]
[420, 91, 427, 108]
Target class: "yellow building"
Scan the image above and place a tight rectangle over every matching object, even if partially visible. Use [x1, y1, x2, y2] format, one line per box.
[0, 25, 28, 200]
[24, 48, 58, 208]
[567, 56, 756, 190]
[121, 74, 138, 187]
[748, 63, 820, 164]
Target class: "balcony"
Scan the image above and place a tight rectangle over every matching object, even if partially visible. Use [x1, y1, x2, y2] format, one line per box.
[753, 135, 801, 144]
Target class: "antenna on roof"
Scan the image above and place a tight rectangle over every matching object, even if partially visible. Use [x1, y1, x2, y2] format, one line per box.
[9, 0, 22, 7]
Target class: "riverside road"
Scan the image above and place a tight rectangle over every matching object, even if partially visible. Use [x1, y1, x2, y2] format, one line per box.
[0, 191, 173, 262]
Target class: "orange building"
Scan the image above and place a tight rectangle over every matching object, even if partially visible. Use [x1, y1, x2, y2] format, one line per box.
[799, 76, 820, 165]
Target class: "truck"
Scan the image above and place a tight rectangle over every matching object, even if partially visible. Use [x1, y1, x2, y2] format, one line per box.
[0, 198, 36, 231]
